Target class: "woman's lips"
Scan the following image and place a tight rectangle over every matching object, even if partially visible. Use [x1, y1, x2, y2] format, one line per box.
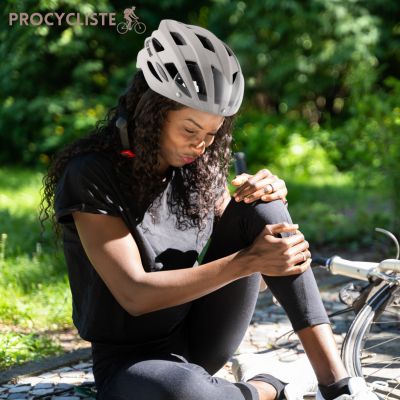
[182, 156, 196, 164]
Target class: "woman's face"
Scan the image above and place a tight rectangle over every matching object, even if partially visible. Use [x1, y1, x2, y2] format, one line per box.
[157, 107, 225, 176]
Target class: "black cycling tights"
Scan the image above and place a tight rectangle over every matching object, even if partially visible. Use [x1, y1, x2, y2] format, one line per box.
[94, 199, 330, 400]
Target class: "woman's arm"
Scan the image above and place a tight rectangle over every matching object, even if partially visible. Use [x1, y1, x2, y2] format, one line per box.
[72, 211, 251, 317]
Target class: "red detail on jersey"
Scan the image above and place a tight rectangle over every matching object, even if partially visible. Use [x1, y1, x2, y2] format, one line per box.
[120, 150, 136, 158]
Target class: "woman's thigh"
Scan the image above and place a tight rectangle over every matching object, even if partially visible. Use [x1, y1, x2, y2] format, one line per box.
[97, 356, 258, 400]
[185, 198, 329, 374]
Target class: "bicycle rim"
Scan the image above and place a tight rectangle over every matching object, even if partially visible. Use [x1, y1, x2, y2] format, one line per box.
[341, 283, 400, 399]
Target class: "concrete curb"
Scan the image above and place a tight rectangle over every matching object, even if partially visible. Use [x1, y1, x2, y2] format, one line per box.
[0, 347, 91, 385]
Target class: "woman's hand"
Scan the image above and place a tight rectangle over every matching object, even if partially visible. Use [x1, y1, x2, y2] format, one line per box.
[243, 222, 311, 276]
[231, 168, 287, 204]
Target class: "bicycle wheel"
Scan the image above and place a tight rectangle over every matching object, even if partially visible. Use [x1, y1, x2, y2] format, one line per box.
[134, 22, 146, 34]
[117, 22, 128, 35]
[341, 282, 400, 399]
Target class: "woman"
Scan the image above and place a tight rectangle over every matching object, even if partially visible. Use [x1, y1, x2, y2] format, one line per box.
[39, 19, 378, 400]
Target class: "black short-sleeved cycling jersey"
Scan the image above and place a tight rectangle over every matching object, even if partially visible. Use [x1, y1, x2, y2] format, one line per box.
[54, 151, 215, 347]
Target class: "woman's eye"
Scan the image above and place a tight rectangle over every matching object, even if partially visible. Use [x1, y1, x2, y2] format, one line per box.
[185, 129, 195, 134]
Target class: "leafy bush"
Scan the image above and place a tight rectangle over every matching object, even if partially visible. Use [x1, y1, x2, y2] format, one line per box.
[233, 109, 336, 180]
[324, 77, 400, 233]
[0, 332, 62, 370]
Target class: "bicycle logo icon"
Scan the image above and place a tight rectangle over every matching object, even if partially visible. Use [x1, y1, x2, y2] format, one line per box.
[117, 6, 146, 35]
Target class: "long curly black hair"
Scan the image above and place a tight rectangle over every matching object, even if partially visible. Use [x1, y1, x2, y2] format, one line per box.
[39, 69, 237, 242]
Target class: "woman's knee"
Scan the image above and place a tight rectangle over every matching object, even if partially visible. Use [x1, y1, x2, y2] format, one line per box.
[202, 198, 292, 263]
[99, 359, 211, 400]
[239, 198, 293, 242]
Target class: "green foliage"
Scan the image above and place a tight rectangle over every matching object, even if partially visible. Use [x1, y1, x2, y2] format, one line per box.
[233, 109, 337, 180]
[1, 0, 399, 370]
[286, 178, 391, 249]
[209, 0, 380, 115]
[322, 77, 400, 232]
[228, 110, 392, 248]
[0, 332, 62, 370]
[0, 166, 72, 369]
[0, 0, 206, 165]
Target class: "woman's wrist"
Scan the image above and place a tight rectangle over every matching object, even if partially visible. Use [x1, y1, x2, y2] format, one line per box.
[230, 247, 255, 278]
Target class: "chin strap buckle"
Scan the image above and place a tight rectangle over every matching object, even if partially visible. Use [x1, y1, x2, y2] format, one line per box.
[116, 114, 136, 159]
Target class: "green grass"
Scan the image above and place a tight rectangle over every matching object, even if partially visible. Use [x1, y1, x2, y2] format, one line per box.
[0, 166, 72, 370]
[286, 174, 391, 250]
[0, 165, 392, 371]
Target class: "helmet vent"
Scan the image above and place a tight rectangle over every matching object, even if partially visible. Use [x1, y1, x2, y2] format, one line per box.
[232, 71, 238, 84]
[174, 71, 192, 98]
[147, 61, 162, 82]
[164, 63, 179, 81]
[195, 34, 215, 52]
[170, 31, 186, 45]
[224, 44, 233, 56]
[186, 61, 207, 100]
[152, 38, 164, 52]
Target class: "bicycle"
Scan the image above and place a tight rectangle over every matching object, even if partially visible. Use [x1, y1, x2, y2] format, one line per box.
[117, 17, 146, 35]
[312, 236, 400, 399]
[233, 152, 400, 399]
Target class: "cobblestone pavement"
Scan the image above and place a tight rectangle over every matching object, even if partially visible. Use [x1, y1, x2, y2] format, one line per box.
[0, 269, 397, 399]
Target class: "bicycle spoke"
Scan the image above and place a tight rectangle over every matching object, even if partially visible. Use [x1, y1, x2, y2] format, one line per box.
[364, 336, 400, 351]
[362, 356, 400, 376]
[384, 381, 400, 400]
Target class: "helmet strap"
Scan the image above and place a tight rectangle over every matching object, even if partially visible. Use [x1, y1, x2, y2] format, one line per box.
[133, 88, 153, 120]
[116, 88, 153, 158]
[116, 108, 136, 158]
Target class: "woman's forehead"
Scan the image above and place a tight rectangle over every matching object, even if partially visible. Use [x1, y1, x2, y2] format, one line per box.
[170, 108, 225, 128]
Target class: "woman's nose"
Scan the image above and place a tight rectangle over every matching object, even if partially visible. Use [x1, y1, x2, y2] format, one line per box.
[192, 140, 206, 156]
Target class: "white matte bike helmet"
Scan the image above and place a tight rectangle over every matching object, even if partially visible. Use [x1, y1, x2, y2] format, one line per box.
[136, 19, 245, 116]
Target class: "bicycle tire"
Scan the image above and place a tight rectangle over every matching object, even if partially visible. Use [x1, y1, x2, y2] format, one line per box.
[341, 282, 400, 399]
[117, 22, 128, 35]
[134, 22, 146, 34]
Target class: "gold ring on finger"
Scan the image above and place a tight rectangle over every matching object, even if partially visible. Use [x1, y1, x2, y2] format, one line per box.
[301, 251, 307, 262]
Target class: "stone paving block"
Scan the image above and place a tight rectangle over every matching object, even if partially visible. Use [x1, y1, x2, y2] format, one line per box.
[54, 383, 74, 391]
[8, 386, 31, 393]
[52, 397, 80, 400]
[37, 372, 58, 380]
[56, 368, 74, 373]
[8, 394, 29, 400]
[57, 377, 85, 385]
[16, 377, 42, 386]
[59, 371, 85, 379]
[73, 363, 92, 369]
[30, 387, 54, 396]
[33, 382, 53, 389]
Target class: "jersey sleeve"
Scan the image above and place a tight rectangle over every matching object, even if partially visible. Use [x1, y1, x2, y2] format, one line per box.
[55, 153, 122, 224]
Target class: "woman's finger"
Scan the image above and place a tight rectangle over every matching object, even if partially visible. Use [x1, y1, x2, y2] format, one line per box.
[231, 173, 251, 186]
[280, 232, 305, 247]
[234, 175, 278, 201]
[233, 169, 272, 198]
[284, 258, 312, 275]
[287, 250, 312, 267]
[260, 189, 287, 202]
[264, 222, 299, 236]
[284, 240, 310, 258]
[248, 168, 273, 182]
